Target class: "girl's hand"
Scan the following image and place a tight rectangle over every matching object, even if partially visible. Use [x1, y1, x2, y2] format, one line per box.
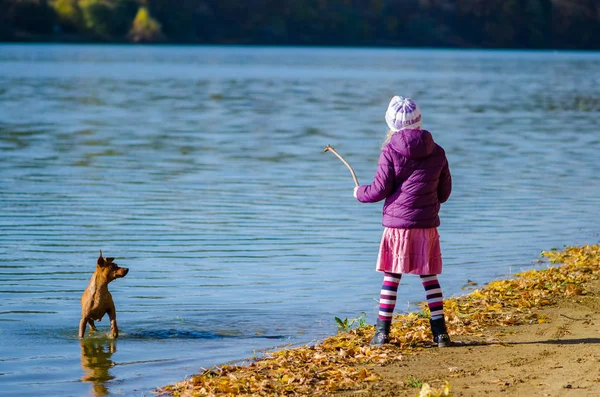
[353, 186, 359, 198]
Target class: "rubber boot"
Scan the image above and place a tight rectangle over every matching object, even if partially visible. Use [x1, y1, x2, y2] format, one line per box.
[430, 317, 450, 347]
[370, 319, 391, 346]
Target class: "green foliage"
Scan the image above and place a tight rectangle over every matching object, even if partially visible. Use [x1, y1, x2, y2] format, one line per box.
[1, 0, 599, 49]
[129, 6, 163, 42]
[407, 375, 424, 388]
[52, 0, 80, 29]
[416, 310, 430, 319]
[78, 0, 137, 39]
[334, 312, 367, 333]
[52, 0, 82, 32]
[79, 0, 112, 38]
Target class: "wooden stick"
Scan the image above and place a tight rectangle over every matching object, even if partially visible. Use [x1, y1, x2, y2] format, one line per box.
[323, 144, 359, 187]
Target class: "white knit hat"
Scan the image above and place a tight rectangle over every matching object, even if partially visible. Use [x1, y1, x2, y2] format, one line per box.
[385, 96, 422, 131]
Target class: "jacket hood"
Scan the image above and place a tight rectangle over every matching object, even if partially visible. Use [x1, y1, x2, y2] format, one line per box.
[388, 129, 435, 159]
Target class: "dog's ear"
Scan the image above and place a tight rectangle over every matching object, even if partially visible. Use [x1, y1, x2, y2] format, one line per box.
[106, 257, 115, 263]
[97, 251, 105, 266]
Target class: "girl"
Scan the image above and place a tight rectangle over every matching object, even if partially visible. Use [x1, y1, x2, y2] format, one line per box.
[354, 96, 452, 347]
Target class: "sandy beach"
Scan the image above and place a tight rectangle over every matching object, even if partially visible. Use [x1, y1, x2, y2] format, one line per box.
[336, 281, 600, 396]
[158, 246, 600, 397]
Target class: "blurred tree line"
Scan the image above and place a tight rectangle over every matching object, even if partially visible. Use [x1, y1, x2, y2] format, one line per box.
[0, 0, 598, 49]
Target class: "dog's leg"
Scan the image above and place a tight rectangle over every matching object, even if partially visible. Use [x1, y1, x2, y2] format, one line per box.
[108, 308, 118, 338]
[87, 319, 97, 332]
[79, 318, 87, 339]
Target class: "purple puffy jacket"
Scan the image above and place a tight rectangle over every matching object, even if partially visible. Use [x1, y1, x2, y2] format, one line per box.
[355, 129, 451, 229]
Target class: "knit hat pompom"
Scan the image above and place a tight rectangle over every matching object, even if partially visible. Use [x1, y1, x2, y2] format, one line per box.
[385, 96, 422, 131]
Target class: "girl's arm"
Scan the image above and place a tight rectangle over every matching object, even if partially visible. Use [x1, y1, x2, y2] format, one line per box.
[355, 150, 395, 203]
[437, 160, 452, 203]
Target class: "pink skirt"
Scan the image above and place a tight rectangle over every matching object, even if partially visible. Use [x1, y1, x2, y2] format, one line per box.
[376, 227, 442, 275]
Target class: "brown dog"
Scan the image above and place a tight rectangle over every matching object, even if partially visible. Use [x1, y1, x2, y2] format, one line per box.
[79, 251, 129, 339]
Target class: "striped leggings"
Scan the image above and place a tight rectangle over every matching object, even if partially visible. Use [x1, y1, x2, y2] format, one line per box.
[377, 272, 444, 322]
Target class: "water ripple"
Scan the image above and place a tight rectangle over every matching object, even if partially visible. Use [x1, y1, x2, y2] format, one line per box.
[1, 45, 599, 397]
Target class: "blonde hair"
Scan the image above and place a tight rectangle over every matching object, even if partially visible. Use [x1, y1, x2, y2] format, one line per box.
[382, 129, 395, 148]
[382, 123, 422, 148]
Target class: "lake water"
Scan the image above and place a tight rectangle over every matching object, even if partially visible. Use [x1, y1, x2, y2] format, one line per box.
[0, 44, 599, 397]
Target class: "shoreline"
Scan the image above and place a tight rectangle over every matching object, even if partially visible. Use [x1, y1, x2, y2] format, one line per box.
[157, 245, 600, 396]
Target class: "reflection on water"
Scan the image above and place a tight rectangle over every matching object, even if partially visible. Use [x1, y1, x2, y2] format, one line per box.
[0, 45, 599, 397]
[80, 338, 116, 397]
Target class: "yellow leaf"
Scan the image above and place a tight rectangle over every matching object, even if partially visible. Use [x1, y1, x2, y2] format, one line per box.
[442, 380, 451, 395]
